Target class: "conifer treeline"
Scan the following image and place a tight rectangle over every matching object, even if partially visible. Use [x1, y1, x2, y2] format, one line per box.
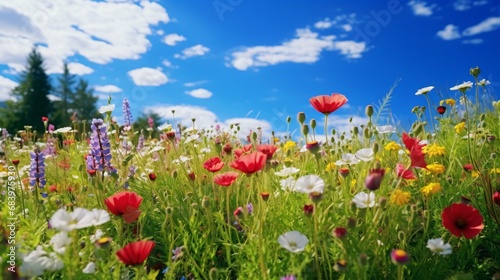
[0, 48, 99, 134]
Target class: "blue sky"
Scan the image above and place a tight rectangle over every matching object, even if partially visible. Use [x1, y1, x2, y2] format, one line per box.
[0, 0, 499, 139]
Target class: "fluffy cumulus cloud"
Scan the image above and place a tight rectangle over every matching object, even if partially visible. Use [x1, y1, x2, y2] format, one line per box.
[128, 67, 168, 86]
[314, 14, 356, 31]
[67, 62, 94, 75]
[437, 24, 461, 40]
[94, 85, 122, 93]
[163, 33, 186, 46]
[143, 105, 272, 137]
[462, 17, 500, 36]
[174, 44, 210, 59]
[228, 28, 366, 71]
[0, 1, 169, 73]
[186, 88, 213, 99]
[407, 1, 436, 16]
[0, 75, 18, 101]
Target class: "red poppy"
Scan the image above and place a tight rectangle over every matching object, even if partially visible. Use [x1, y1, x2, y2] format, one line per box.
[148, 173, 157, 181]
[233, 144, 253, 158]
[42, 116, 49, 122]
[463, 163, 473, 172]
[493, 192, 500, 206]
[402, 133, 427, 169]
[303, 204, 314, 216]
[213, 171, 239, 187]
[309, 93, 348, 115]
[256, 144, 278, 160]
[441, 203, 484, 239]
[395, 163, 417, 180]
[116, 240, 155, 266]
[230, 151, 267, 175]
[11, 159, 20, 166]
[222, 143, 233, 155]
[105, 191, 143, 223]
[203, 157, 225, 172]
[437, 106, 446, 115]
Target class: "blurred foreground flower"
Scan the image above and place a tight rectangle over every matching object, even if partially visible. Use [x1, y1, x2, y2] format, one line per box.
[277, 231, 309, 253]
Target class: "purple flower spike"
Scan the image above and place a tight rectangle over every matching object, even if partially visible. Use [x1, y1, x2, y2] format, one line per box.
[89, 118, 116, 173]
[29, 148, 46, 188]
[122, 98, 133, 127]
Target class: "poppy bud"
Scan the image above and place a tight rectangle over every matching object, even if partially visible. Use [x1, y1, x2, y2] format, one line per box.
[306, 140, 320, 154]
[339, 167, 350, 178]
[286, 116, 291, 123]
[358, 253, 369, 266]
[365, 105, 374, 117]
[302, 124, 309, 137]
[372, 142, 379, 154]
[391, 249, 410, 265]
[202, 196, 210, 208]
[233, 207, 244, 219]
[303, 204, 314, 216]
[12, 159, 20, 166]
[493, 192, 500, 206]
[309, 191, 323, 203]
[297, 112, 306, 125]
[310, 119, 317, 130]
[260, 192, 270, 201]
[333, 227, 348, 239]
[223, 143, 232, 154]
[365, 168, 385, 191]
[347, 217, 357, 228]
[470, 66, 480, 78]
[166, 131, 176, 141]
[148, 173, 157, 181]
[352, 126, 359, 135]
[437, 106, 446, 115]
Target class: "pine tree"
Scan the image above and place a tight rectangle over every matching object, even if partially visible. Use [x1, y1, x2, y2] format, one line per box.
[72, 79, 99, 123]
[53, 62, 76, 127]
[0, 48, 52, 133]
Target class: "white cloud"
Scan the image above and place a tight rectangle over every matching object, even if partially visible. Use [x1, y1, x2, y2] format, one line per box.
[184, 80, 208, 87]
[0, 1, 169, 71]
[437, 24, 461, 40]
[408, 1, 436, 16]
[453, 0, 488, 11]
[185, 88, 212, 99]
[128, 67, 168, 86]
[163, 33, 186, 46]
[143, 104, 273, 138]
[462, 38, 484, 44]
[174, 44, 210, 59]
[162, 59, 178, 69]
[228, 28, 366, 71]
[314, 18, 335, 29]
[0, 75, 18, 101]
[67, 62, 94, 75]
[334, 41, 367, 59]
[94, 85, 122, 93]
[463, 17, 500, 36]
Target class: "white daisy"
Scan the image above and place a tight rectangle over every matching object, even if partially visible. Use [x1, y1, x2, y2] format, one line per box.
[335, 153, 360, 165]
[355, 148, 374, 162]
[49, 208, 97, 232]
[274, 167, 300, 177]
[82, 262, 96, 274]
[415, 86, 434, 95]
[450, 81, 473, 92]
[50, 232, 72, 254]
[477, 79, 491, 87]
[352, 192, 376, 208]
[277, 231, 309, 253]
[158, 123, 172, 132]
[280, 177, 296, 191]
[54, 127, 72, 133]
[295, 175, 325, 194]
[426, 238, 452, 255]
[98, 104, 115, 114]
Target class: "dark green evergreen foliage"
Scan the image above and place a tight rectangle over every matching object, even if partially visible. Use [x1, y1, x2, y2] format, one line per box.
[52, 62, 76, 127]
[0, 48, 53, 133]
[0, 47, 99, 134]
[133, 112, 162, 138]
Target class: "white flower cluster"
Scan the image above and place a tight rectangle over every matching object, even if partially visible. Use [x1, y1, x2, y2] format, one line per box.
[20, 208, 109, 277]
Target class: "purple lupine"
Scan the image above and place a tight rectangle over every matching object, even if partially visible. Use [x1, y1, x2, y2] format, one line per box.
[122, 98, 133, 127]
[246, 203, 253, 215]
[89, 118, 115, 173]
[2, 128, 8, 139]
[29, 148, 46, 189]
[48, 124, 55, 133]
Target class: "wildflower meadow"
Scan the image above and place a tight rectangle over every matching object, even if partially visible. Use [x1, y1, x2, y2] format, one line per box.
[1, 67, 500, 280]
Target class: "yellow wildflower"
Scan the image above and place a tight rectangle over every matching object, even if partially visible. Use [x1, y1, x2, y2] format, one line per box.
[421, 182, 442, 196]
[455, 122, 466, 134]
[490, 168, 500, 174]
[283, 140, 296, 151]
[350, 179, 357, 188]
[425, 163, 446, 175]
[390, 189, 411, 206]
[422, 144, 446, 157]
[471, 170, 480, 178]
[272, 137, 280, 145]
[384, 141, 401, 151]
[325, 162, 336, 172]
[440, 98, 456, 106]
